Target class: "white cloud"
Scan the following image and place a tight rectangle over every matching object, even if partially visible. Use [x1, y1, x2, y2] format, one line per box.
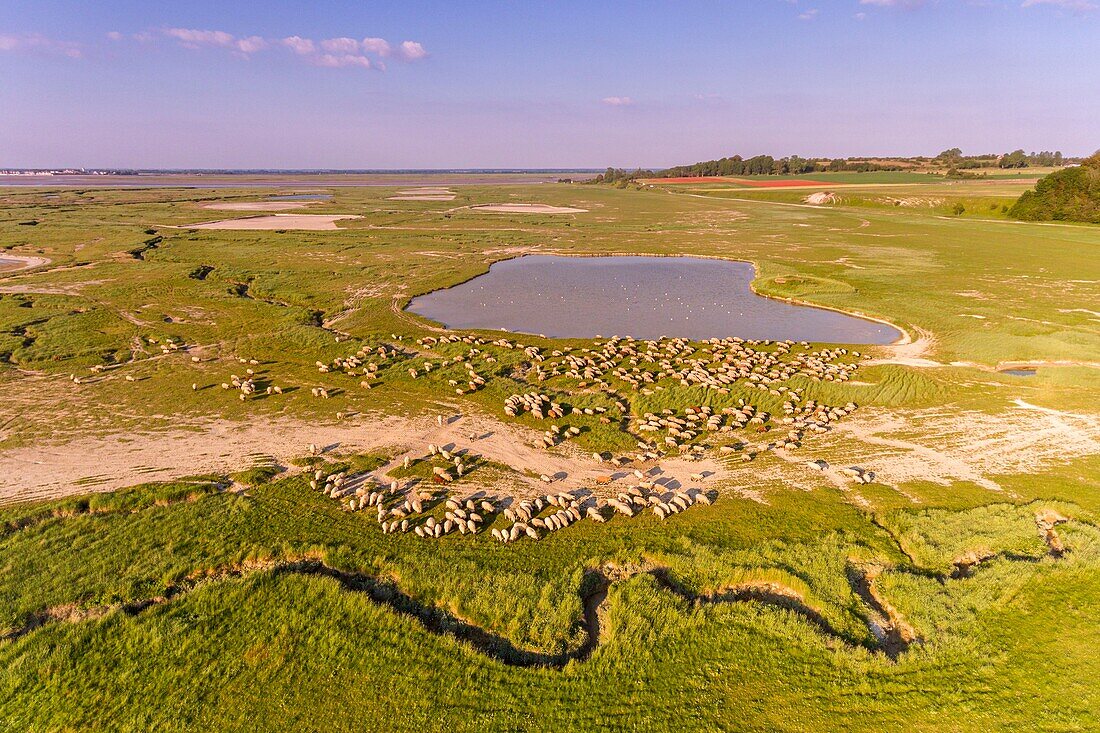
[602, 96, 634, 106]
[320, 37, 361, 54]
[799, 8, 820, 19]
[397, 40, 428, 60]
[90, 28, 427, 70]
[314, 53, 373, 68]
[859, 0, 928, 6]
[362, 37, 392, 56]
[281, 36, 315, 55]
[0, 33, 82, 58]
[164, 28, 235, 48]
[235, 36, 267, 54]
[163, 28, 269, 55]
[1022, 0, 1097, 10]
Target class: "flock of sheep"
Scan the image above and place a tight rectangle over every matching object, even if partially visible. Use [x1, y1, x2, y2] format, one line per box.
[207, 330, 870, 545]
[80, 323, 870, 534]
[311, 439, 720, 543]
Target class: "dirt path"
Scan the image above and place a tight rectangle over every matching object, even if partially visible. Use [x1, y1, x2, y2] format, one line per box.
[391, 295, 445, 332]
[867, 326, 939, 366]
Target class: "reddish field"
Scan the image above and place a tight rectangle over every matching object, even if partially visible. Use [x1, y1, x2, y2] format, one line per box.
[640, 176, 735, 184]
[641, 176, 829, 187]
[732, 178, 829, 188]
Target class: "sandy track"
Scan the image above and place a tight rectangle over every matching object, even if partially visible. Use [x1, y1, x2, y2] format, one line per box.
[182, 214, 361, 231]
[0, 412, 725, 506]
[867, 326, 938, 366]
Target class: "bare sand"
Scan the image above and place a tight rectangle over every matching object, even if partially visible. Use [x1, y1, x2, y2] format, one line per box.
[184, 214, 361, 231]
[803, 192, 838, 205]
[387, 195, 456, 201]
[0, 255, 51, 273]
[202, 202, 314, 211]
[397, 188, 455, 195]
[473, 204, 588, 214]
[3, 396, 1095, 510]
[388, 187, 457, 202]
[0, 412, 726, 506]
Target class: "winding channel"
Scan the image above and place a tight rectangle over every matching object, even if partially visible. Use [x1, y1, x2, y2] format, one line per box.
[1, 521, 1069, 666]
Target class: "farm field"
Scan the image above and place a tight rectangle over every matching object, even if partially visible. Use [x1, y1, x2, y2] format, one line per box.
[1, 176, 1099, 732]
[641, 171, 951, 186]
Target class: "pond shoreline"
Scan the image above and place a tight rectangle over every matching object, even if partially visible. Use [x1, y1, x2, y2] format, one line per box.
[403, 251, 911, 346]
[0, 254, 51, 274]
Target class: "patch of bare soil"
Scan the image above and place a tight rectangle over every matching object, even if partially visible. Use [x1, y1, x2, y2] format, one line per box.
[0, 255, 51, 273]
[826, 402, 1100, 494]
[0, 412, 728, 506]
[867, 326, 940, 366]
[203, 202, 314, 211]
[388, 187, 457, 202]
[181, 214, 361, 231]
[473, 204, 588, 214]
[803, 192, 837, 205]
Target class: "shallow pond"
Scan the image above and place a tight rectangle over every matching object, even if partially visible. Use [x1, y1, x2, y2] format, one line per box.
[1000, 368, 1037, 377]
[407, 255, 902, 343]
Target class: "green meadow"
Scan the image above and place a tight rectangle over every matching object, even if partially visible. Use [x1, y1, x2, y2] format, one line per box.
[0, 176, 1098, 731]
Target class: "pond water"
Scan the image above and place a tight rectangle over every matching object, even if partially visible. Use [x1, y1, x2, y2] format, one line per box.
[407, 255, 902, 343]
[1000, 368, 1037, 377]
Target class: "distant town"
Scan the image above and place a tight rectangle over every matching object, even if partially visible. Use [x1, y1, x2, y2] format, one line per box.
[0, 168, 130, 176]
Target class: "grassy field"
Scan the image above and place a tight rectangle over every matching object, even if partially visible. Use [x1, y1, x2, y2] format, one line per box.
[0, 176, 1098, 731]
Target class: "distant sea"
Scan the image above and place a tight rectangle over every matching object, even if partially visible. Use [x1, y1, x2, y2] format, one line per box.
[0, 169, 606, 188]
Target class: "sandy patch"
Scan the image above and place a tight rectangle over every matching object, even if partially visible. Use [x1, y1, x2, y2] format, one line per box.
[183, 214, 360, 231]
[0, 255, 51, 273]
[826, 402, 1100, 494]
[398, 188, 454, 195]
[473, 204, 588, 214]
[0, 412, 728, 506]
[388, 187, 457, 201]
[202, 202, 314, 211]
[867, 327, 940, 366]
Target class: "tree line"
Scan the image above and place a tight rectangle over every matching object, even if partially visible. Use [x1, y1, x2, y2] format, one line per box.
[592, 148, 1075, 184]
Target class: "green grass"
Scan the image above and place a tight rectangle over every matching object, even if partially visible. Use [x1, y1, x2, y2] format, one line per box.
[1, 477, 1098, 731]
[1, 178, 1098, 730]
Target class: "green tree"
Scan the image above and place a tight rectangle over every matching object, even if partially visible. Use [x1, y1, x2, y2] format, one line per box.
[1008, 151, 1100, 223]
[999, 150, 1029, 169]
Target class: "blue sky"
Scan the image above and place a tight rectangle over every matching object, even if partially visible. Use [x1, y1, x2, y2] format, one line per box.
[1, 0, 1097, 168]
